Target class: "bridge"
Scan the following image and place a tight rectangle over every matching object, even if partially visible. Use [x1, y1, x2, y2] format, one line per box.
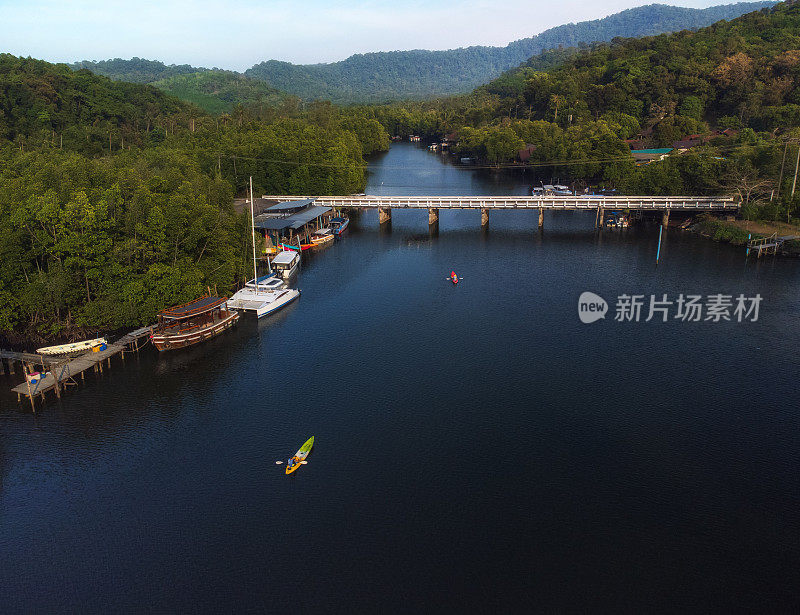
[262, 195, 739, 228]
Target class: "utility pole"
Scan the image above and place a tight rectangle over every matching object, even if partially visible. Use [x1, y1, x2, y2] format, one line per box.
[791, 143, 800, 200]
[776, 141, 788, 200]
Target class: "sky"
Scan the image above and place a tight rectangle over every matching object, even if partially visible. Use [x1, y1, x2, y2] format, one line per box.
[0, 0, 741, 70]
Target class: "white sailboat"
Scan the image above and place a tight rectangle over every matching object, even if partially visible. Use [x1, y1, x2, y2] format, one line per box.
[227, 177, 300, 318]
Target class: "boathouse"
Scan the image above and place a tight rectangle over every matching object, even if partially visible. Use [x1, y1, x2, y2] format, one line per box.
[253, 199, 333, 252]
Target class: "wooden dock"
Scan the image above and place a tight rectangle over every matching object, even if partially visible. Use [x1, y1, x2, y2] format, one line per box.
[2, 325, 153, 411]
[747, 234, 800, 258]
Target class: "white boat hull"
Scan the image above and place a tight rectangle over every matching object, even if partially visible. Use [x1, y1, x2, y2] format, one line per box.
[228, 288, 300, 318]
[36, 338, 107, 355]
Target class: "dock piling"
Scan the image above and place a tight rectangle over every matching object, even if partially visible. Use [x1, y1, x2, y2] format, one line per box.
[379, 207, 392, 225]
[481, 208, 489, 228]
[662, 209, 671, 228]
[428, 208, 439, 225]
[538, 209, 544, 229]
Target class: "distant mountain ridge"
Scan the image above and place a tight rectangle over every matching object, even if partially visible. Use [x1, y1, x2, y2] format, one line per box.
[244, 2, 776, 103]
[72, 2, 776, 106]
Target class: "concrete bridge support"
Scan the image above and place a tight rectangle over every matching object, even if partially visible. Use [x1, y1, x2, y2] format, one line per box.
[428, 208, 439, 225]
[597, 207, 605, 228]
[538, 209, 544, 229]
[379, 207, 392, 225]
[481, 208, 489, 228]
[662, 209, 671, 228]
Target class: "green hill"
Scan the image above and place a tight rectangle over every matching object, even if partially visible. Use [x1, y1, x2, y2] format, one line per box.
[0, 53, 196, 152]
[244, 2, 776, 103]
[479, 0, 800, 134]
[70, 57, 206, 83]
[151, 71, 290, 114]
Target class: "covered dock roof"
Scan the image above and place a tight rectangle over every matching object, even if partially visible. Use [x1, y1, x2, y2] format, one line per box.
[254, 205, 332, 231]
[265, 198, 316, 213]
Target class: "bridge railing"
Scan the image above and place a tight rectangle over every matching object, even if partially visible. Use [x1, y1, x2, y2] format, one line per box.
[261, 195, 739, 210]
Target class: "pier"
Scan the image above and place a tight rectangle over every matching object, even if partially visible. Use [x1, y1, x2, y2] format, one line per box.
[1, 325, 153, 411]
[747, 233, 800, 257]
[262, 195, 739, 228]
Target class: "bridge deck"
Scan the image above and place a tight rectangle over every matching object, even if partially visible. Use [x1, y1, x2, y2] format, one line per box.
[263, 195, 738, 211]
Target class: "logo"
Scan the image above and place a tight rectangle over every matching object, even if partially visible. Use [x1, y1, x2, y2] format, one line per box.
[578, 292, 608, 324]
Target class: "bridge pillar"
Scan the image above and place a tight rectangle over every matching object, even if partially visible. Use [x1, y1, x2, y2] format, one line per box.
[379, 207, 392, 225]
[481, 208, 489, 228]
[428, 208, 439, 225]
[662, 209, 670, 228]
[597, 207, 605, 228]
[538, 209, 544, 229]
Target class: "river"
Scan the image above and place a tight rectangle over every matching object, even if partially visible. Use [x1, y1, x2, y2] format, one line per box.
[1, 142, 798, 612]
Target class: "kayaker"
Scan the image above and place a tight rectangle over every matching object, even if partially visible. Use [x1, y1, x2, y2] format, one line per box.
[451, 271, 459, 284]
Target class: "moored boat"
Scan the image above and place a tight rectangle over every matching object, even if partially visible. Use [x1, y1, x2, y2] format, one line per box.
[36, 338, 107, 356]
[311, 228, 334, 249]
[280, 241, 312, 252]
[286, 436, 315, 475]
[228, 287, 300, 318]
[229, 177, 300, 319]
[271, 250, 300, 279]
[330, 217, 349, 237]
[244, 274, 286, 291]
[150, 296, 239, 351]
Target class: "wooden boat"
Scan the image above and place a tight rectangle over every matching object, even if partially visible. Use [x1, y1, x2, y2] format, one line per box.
[330, 217, 349, 237]
[36, 338, 107, 356]
[311, 228, 334, 249]
[286, 436, 315, 475]
[280, 241, 312, 252]
[150, 296, 239, 351]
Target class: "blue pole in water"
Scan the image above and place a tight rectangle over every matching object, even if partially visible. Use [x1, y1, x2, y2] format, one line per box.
[746, 233, 751, 257]
[656, 225, 663, 265]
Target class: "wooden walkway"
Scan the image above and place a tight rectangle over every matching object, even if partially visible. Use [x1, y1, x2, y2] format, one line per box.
[3, 325, 153, 411]
[747, 234, 800, 257]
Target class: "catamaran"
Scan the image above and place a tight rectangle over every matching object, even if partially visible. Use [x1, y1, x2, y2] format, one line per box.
[227, 177, 300, 319]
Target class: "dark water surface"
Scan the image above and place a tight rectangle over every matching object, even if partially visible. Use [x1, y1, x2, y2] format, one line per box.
[2, 143, 799, 612]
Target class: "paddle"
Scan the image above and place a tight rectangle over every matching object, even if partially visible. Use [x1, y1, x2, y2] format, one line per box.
[275, 460, 309, 465]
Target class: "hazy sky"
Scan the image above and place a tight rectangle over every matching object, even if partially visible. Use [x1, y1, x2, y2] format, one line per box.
[0, 0, 741, 70]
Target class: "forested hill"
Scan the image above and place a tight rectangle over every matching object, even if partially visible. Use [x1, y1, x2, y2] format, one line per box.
[243, 2, 775, 103]
[150, 71, 290, 114]
[475, 0, 800, 134]
[70, 57, 207, 84]
[0, 54, 389, 341]
[0, 54, 196, 148]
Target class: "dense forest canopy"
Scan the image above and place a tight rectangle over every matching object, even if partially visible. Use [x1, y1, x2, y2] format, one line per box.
[70, 3, 774, 106]
[0, 55, 388, 341]
[151, 71, 291, 114]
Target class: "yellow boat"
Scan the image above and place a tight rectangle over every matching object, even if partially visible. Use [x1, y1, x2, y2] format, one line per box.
[286, 436, 315, 475]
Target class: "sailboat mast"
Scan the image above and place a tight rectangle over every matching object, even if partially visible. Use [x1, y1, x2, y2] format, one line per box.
[250, 176, 259, 290]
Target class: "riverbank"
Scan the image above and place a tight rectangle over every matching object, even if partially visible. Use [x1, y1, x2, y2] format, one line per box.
[691, 215, 800, 256]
